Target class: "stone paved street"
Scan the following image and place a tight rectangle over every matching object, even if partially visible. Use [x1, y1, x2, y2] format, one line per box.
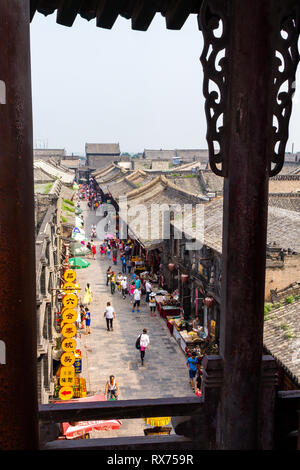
[74, 202, 194, 437]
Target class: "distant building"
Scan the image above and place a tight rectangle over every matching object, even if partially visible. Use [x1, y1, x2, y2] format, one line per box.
[85, 143, 120, 170]
[34, 149, 66, 162]
[143, 149, 176, 161]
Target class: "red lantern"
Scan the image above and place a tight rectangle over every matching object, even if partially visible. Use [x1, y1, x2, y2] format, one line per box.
[204, 297, 214, 308]
[181, 274, 188, 283]
[168, 263, 175, 272]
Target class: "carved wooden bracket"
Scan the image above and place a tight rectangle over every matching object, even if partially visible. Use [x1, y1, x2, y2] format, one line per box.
[199, 0, 300, 178]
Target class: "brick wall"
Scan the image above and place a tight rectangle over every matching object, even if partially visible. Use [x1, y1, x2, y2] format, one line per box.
[265, 254, 300, 300]
[269, 179, 300, 193]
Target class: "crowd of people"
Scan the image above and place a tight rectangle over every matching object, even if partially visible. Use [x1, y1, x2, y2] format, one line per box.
[74, 178, 202, 398]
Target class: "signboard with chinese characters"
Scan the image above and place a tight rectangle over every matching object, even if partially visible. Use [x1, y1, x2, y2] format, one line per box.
[59, 386, 74, 400]
[62, 308, 77, 324]
[59, 366, 75, 387]
[63, 269, 76, 283]
[61, 323, 77, 338]
[60, 352, 76, 367]
[62, 293, 78, 309]
[61, 338, 77, 353]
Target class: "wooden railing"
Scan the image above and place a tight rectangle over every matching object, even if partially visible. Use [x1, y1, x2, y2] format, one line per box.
[275, 390, 300, 450]
[39, 396, 204, 450]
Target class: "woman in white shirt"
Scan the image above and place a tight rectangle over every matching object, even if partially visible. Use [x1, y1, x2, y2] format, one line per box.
[132, 288, 141, 313]
[139, 328, 150, 366]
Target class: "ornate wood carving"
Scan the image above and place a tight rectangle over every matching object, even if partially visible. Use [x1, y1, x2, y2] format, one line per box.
[271, 1, 300, 176]
[199, 0, 229, 177]
[199, 0, 300, 178]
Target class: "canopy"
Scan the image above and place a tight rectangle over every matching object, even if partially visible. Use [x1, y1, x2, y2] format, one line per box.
[69, 257, 90, 269]
[105, 233, 116, 239]
[70, 242, 90, 257]
[55, 394, 121, 439]
[144, 417, 171, 426]
[75, 216, 84, 228]
[72, 232, 87, 242]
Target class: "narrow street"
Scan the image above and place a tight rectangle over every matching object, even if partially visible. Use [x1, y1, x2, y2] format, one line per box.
[74, 202, 194, 437]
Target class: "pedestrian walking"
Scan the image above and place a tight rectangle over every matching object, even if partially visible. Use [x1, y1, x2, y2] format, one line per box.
[84, 307, 91, 335]
[79, 304, 85, 329]
[106, 244, 111, 260]
[91, 243, 97, 260]
[121, 255, 127, 274]
[121, 276, 127, 299]
[186, 352, 198, 390]
[116, 272, 123, 293]
[105, 375, 119, 400]
[129, 282, 135, 303]
[134, 276, 141, 289]
[106, 266, 112, 286]
[100, 244, 105, 259]
[145, 279, 152, 303]
[137, 328, 150, 366]
[83, 283, 93, 305]
[132, 287, 141, 313]
[104, 302, 116, 331]
[110, 272, 116, 295]
[149, 293, 156, 316]
[112, 248, 118, 265]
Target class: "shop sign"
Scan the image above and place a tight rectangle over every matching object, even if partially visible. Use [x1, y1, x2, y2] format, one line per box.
[59, 386, 74, 401]
[63, 269, 76, 283]
[59, 366, 75, 387]
[62, 309, 77, 324]
[210, 320, 216, 339]
[62, 293, 78, 309]
[60, 352, 76, 367]
[62, 282, 77, 293]
[74, 358, 82, 374]
[61, 338, 77, 352]
[61, 323, 77, 338]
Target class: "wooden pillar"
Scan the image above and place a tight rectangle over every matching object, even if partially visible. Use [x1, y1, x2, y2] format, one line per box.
[199, 0, 299, 449]
[0, 1, 38, 449]
[218, 0, 272, 449]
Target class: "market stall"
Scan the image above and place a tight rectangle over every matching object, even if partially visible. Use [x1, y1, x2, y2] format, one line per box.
[155, 291, 181, 318]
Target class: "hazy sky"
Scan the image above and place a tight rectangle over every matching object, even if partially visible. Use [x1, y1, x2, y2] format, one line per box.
[30, 11, 300, 156]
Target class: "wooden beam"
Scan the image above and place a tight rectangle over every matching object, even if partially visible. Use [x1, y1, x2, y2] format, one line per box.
[37, 0, 58, 16]
[131, 0, 157, 31]
[30, 0, 39, 21]
[96, 0, 124, 29]
[39, 396, 203, 423]
[57, 0, 84, 27]
[165, 0, 195, 30]
[42, 434, 198, 451]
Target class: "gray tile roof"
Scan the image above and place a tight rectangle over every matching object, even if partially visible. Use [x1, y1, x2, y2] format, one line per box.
[85, 143, 120, 155]
[263, 298, 300, 386]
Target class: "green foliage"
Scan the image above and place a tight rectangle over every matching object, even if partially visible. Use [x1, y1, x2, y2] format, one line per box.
[285, 295, 294, 304]
[61, 215, 67, 223]
[62, 203, 75, 213]
[63, 198, 74, 206]
[43, 183, 53, 194]
[280, 322, 288, 331]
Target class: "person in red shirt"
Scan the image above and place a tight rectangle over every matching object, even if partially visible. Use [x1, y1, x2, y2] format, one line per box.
[91, 242, 97, 260]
